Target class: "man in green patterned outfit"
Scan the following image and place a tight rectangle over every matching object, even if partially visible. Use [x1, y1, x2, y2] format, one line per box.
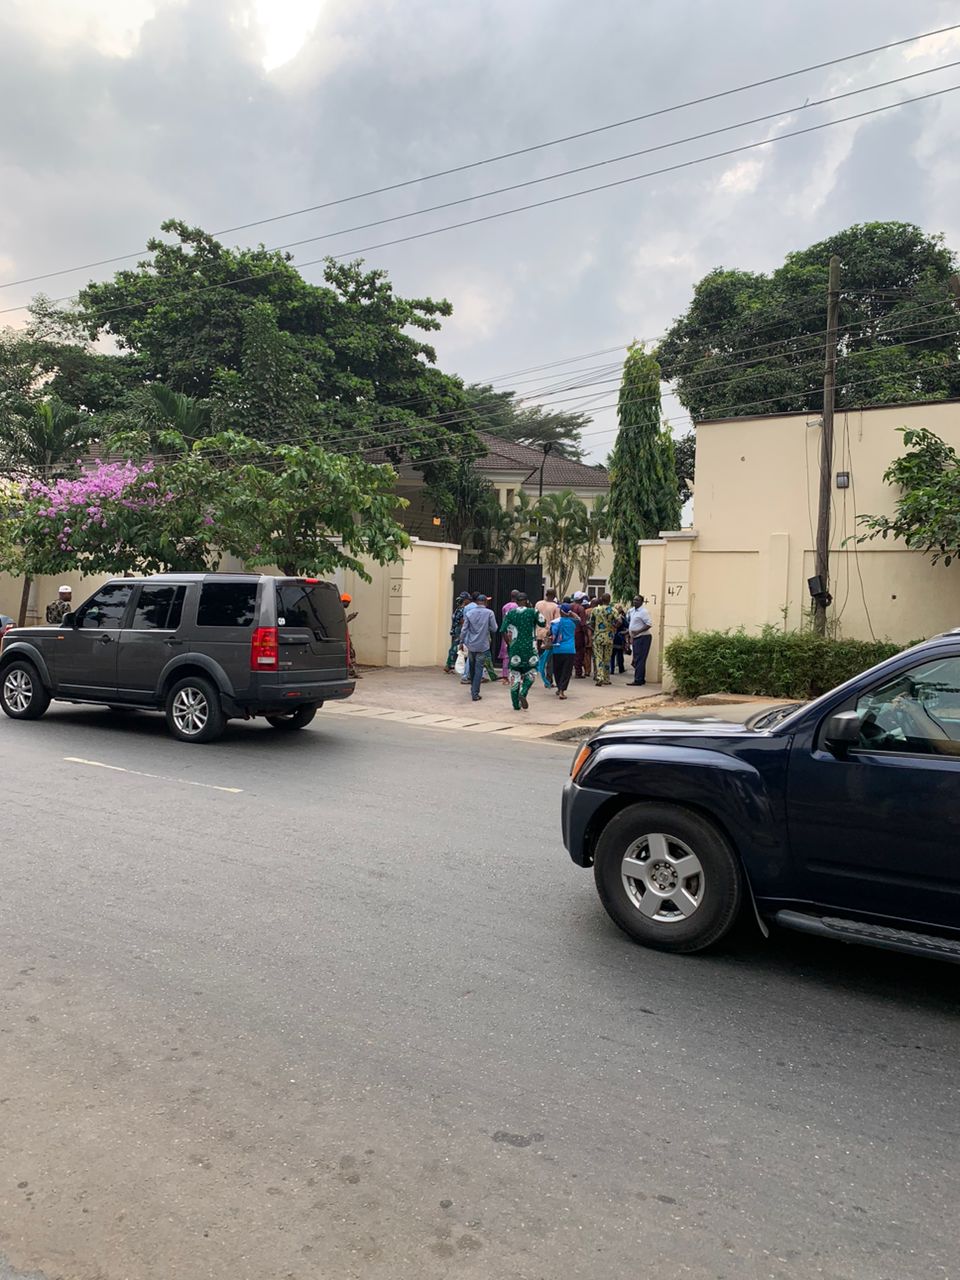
[500, 592, 546, 711]
[589, 592, 617, 686]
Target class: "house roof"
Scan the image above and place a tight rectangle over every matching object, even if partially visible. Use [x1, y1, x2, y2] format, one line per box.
[364, 431, 608, 489]
[471, 432, 609, 489]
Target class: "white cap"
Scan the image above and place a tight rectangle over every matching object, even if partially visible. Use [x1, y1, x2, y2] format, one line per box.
[58, 584, 71, 593]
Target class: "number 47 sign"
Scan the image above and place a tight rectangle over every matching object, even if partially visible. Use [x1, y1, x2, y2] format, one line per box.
[666, 584, 684, 598]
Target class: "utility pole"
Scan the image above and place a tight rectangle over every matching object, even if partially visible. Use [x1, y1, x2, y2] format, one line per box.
[813, 255, 840, 636]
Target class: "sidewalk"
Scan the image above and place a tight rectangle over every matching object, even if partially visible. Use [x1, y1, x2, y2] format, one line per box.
[323, 665, 664, 740]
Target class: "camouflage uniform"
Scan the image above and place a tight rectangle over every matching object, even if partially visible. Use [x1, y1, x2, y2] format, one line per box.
[45, 599, 71, 624]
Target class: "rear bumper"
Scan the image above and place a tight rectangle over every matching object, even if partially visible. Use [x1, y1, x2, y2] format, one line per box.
[561, 778, 618, 867]
[227, 676, 356, 716]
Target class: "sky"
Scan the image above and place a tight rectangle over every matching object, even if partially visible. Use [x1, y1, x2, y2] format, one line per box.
[2, 0, 960, 462]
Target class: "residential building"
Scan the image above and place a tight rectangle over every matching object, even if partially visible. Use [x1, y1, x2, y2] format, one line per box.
[637, 398, 960, 683]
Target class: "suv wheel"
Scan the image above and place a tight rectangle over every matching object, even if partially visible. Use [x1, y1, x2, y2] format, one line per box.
[1, 661, 51, 721]
[165, 676, 225, 744]
[265, 705, 318, 731]
[593, 802, 742, 953]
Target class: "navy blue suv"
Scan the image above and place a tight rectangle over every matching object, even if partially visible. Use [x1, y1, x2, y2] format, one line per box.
[563, 631, 960, 963]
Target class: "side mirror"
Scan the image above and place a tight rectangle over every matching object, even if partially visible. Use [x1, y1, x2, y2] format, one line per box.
[823, 710, 861, 755]
[61, 611, 77, 627]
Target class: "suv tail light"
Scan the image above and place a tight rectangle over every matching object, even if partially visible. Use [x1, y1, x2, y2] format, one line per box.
[251, 626, 279, 671]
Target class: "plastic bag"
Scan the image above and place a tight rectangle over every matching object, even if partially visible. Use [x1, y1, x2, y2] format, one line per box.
[454, 648, 467, 676]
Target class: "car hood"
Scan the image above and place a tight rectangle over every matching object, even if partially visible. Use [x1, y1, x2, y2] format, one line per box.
[591, 714, 755, 741]
[587, 703, 804, 743]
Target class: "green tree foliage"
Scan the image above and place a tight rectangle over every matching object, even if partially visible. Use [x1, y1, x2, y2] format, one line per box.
[463, 383, 589, 459]
[2, 433, 408, 580]
[533, 489, 590, 598]
[72, 220, 470, 464]
[0, 398, 97, 480]
[672, 430, 695, 504]
[858, 427, 960, 566]
[608, 345, 678, 601]
[658, 222, 960, 420]
[574, 493, 609, 588]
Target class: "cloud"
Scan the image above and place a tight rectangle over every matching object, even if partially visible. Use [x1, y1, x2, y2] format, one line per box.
[2, 0, 959, 467]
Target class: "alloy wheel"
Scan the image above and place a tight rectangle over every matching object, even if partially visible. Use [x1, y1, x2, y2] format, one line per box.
[3, 667, 33, 714]
[172, 686, 209, 737]
[620, 832, 705, 923]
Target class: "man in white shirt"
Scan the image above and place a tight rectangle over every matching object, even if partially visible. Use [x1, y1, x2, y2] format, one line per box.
[627, 595, 653, 687]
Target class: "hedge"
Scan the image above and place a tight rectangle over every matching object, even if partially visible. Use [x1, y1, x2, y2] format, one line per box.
[664, 628, 903, 700]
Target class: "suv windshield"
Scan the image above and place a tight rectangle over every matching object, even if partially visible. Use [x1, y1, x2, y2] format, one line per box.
[277, 582, 346, 641]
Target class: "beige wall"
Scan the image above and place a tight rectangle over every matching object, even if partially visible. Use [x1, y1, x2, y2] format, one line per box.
[2, 542, 461, 669]
[0, 570, 114, 626]
[687, 401, 960, 644]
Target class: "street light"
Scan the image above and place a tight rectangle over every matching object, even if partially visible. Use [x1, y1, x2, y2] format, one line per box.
[538, 442, 554, 499]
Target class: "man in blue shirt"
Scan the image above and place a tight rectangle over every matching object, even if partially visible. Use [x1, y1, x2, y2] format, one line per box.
[460, 594, 498, 701]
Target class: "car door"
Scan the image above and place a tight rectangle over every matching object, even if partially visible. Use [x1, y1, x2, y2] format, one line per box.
[786, 650, 960, 929]
[56, 583, 134, 697]
[116, 583, 188, 700]
[275, 579, 348, 684]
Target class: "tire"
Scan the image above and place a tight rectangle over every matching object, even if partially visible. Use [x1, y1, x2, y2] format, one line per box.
[593, 802, 743, 954]
[265, 705, 318, 731]
[164, 675, 225, 744]
[0, 660, 51, 721]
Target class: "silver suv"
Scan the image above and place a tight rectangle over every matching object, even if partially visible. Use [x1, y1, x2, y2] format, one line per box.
[0, 574, 355, 743]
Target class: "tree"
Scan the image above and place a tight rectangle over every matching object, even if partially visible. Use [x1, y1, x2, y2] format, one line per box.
[672, 431, 696, 505]
[607, 345, 677, 601]
[464, 384, 589, 459]
[72, 220, 471, 467]
[0, 398, 97, 481]
[658, 222, 960, 420]
[2, 433, 409, 581]
[858, 427, 960, 565]
[574, 494, 609, 589]
[533, 489, 590, 598]
[505, 489, 540, 564]
[0, 396, 100, 623]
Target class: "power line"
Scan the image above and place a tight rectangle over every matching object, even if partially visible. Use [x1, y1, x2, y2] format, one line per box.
[6, 354, 960, 488]
[4, 20, 957, 293]
[34, 317, 960, 476]
[260, 61, 960, 258]
[4, 78, 960, 328]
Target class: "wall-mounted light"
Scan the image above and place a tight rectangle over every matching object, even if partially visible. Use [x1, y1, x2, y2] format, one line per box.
[835, 471, 850, 490]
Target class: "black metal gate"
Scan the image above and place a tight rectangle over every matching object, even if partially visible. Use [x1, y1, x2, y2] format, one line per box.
[451, 563, 544, 620]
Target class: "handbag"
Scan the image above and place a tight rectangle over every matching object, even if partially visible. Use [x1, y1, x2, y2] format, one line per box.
[454, 648, 467, 676]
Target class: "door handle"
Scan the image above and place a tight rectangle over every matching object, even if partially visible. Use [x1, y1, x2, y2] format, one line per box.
[98, 634, 113, 645]
[164, 639, 185, 647]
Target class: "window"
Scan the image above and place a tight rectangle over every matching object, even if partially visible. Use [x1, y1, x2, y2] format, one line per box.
[855, 656, 960, 756]
[131, 584, 186, 631]
[197, 582, 258, 628]
[277, 581, 346, 641]
[76, 584, 133, 630]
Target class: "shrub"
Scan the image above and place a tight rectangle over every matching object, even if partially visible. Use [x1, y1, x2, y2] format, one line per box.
[664, 627, 903, 700]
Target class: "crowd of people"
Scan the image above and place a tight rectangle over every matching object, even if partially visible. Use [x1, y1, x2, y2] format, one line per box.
[444, 587, 653, 710]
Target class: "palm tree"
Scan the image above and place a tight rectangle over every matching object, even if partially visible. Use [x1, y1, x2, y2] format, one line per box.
[574, 493, 609, 591]
[505, 489, 539, 564]
[534, 489, 590, 598]
[0, 398, 98, 624]
[0, 397, 96, 480]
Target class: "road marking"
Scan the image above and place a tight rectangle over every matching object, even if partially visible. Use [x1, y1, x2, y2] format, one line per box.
[63, 757, 243, 794]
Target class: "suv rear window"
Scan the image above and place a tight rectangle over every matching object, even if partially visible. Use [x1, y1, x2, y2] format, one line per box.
[277, 582, 346, 641]
[197, 582, 258, 628]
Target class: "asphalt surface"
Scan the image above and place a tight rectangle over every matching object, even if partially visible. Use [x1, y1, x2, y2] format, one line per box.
[1, 703, 958, 1280]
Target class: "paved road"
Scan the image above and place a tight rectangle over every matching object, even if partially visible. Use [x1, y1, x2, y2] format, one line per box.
[1, 704, 958, 1279]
